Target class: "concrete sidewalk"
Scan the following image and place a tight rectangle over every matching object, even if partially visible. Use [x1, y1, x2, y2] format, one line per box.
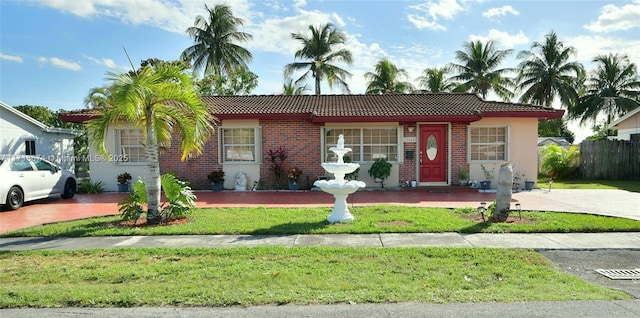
[2, 300, 640, 318]
[2, 232, 640, 250]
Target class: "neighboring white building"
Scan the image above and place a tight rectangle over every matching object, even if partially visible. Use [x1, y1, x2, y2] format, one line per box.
[610, 107, 640, 141]
[0, 101, 81, 171]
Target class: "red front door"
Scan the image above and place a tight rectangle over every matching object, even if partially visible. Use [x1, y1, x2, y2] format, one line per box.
[419, 125, 447, 183]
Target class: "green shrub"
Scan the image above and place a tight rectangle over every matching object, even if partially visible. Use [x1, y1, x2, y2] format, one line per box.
[117, 174, 196, 223]
[541, 144, 580, 179]
[77, 179, 104, 194]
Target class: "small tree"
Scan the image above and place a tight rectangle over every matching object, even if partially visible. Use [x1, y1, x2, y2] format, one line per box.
[266, 147, 287, 189]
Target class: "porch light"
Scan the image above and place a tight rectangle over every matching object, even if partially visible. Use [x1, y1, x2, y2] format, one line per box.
[478, 202, 487, 222]
[515, 203, 522, 220]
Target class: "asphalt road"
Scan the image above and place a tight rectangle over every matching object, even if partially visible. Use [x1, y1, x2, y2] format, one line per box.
[539, 249, 640, 298]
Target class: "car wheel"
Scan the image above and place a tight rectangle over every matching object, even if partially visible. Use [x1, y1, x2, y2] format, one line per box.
[61, 178, 76, 199]
[6, 186, 24, 210]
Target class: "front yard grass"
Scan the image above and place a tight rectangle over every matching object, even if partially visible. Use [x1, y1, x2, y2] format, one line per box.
[3, 206, 639, 237]
[538, 178, 640, 193]
[0, 247, 630, 308]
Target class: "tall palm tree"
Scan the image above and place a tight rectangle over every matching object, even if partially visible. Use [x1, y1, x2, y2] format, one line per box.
[516, 31, 584, 107]
[569, 53, 640, 125]
[87, 62, 213, 225]
[282, 78, 308, 95]
[416, 66, 457, 93]
[284, 23, 353, 95]
[364, 59, 414, 94]
[448, 40, 515, 100]
[181, 4, 253, 76]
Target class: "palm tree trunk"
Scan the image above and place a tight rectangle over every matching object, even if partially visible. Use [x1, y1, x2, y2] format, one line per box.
[315, 76, 321, 95]
[144, 113, 162, 225]
[493, 163, 513, 222]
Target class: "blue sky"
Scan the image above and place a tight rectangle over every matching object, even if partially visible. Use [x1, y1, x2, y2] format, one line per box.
[1, 0, 639, 141]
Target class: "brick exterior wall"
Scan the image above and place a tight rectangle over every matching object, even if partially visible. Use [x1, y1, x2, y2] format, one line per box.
[399, 125, 417, 183]
[159, 132, 221, 190]
[259, 118, 325, 189]
[157, 121, 469, 189]
[450, 122, 468, 184]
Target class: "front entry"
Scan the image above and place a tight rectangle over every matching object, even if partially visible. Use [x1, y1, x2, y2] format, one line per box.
[419, 125, 447, 183]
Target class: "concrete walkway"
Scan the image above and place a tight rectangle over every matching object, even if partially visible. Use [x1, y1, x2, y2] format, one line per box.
[2, 232, 640, 251]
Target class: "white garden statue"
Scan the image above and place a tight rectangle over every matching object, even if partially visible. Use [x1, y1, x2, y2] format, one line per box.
[234, 171, 247, 191]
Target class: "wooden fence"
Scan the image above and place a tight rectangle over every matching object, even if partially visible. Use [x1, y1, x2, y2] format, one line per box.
[580, 140, 640, 180]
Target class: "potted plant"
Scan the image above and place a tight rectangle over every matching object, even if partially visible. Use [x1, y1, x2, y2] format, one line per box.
[480, 164, 494, 190]
[116, 172, 132, 192]
[368, 157, 392, 188]
[512, 171, 522, 192]
[287, 167, 303, 191]
[207, 170, 225, 191]
[458, 166, 468, 186]
[523, 173, 535, 191]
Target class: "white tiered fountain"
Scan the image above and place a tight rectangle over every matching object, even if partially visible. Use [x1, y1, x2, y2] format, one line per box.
[314, 134, 366, 223]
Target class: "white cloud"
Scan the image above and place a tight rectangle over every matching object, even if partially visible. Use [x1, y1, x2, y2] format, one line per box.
[83, 54, 121, 69]
[0, 53, 23, 63]
[38, 57, 82, 71]
[568, 35, 640, 67]
[470, 29, 529, 48]
[407, 0, 464, 31]
[482, 5, 519, 19]
[31, 0, 255, 34]
[584, 1, 640, 33]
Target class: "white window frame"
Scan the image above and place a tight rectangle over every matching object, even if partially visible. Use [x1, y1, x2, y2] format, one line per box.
[218, 126, 262, 164]
[468, 125, 509, 162]
[115, 129, 145, 164]
[322, 126, 400, 162]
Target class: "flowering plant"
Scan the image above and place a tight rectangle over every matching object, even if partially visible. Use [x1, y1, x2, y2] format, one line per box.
[287, 167, 303, 181]
[207, 170, 225, 183]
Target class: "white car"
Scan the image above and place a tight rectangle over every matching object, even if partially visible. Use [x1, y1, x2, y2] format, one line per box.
[0, 155, 77, 210]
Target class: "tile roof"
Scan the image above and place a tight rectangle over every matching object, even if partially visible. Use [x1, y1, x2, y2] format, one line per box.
[60, 93, 564, 123]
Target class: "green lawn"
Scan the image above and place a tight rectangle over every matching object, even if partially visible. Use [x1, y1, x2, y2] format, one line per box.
[538, 178, 640, 192]
[3, 206, 639, 237]
[0, 247, 629, 308]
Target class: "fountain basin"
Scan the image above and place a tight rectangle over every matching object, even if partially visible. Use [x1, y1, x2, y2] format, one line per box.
[321, 162, 359, 181]
[313, 180, 366, 195]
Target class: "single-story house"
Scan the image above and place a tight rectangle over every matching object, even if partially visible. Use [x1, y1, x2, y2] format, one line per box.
[1, 101, 80, 171]
[610, 107, 640, 141]
[60, 93, 563, 192]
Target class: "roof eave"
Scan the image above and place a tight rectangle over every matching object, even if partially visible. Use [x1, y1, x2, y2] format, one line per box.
[311, 115, 483, 123]
[482, 110, 565, 120]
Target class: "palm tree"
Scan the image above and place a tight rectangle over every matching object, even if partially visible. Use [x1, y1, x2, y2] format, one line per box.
[87, 62, 213, 225]
[284, 23, 353, 95]
[448, 40, 515, 100]
[364, 59, 414, 94]
[181, 4, 253, 76]
[282, 78, 308, 95]
[569, 53, 640, 126]
[83, 87, 110, 109]
[416, 66, 457, 93]
[516, 31, 584, 107]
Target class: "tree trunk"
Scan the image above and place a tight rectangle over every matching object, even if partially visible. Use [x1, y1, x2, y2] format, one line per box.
[493, 163, 513, 222]
[145, 112, 162, 225]
[315, 76, 321, 95]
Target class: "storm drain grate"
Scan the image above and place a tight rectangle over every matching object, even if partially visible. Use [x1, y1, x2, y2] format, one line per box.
[595, 269, 640, 280]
